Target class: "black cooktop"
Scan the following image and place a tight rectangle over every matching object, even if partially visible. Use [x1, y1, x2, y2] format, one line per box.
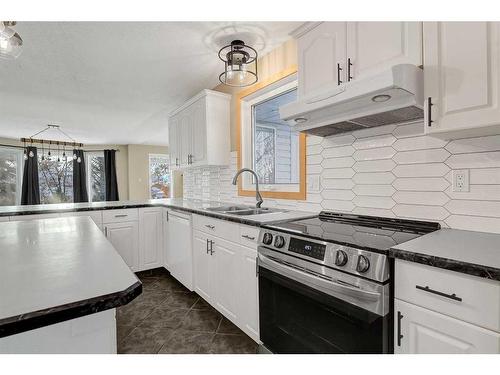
[263, 211, 440, 254]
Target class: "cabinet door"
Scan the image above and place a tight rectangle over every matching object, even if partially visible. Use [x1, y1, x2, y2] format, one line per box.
[162, 209, 170, 270]
[105, 221, 139, 271]
[298, 22, 347, 98]
[168, 115, 180, 168]
[238, 245, 259, 342]
[192, 231, 214, 303]
[213, 237, 240, 322]
[190, 99, 207, 166]
[424, 22, 500, 135]
[138, 208, 163, 271]
[167, 212, 193, 290]
[180, 110, 192, 167]
[395, 299, 500, 354]
[347, 22, 422, 81]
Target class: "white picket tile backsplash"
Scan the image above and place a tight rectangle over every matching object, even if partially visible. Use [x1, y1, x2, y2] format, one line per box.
[183, 121, 500, 234]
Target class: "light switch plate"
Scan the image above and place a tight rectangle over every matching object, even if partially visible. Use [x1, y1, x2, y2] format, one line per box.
[452, 169, 469, 192]
[307, 175, 321, 193]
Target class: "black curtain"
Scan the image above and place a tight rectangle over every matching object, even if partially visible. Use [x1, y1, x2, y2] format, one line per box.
[104, 149, 119, 201]
[21, 146, 40, 205]
[73, 149, 88, 203]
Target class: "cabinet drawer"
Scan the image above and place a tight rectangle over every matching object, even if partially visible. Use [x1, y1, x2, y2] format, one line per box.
[239, 225, 260, 248]
[395, 259, 500, 332]
[193, 214, 240, 243]
[102, 208, 139, 223]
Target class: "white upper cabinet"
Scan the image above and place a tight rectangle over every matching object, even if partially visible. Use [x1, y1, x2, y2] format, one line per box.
[296, 22, 347, 98]
[424, 22, 500, 137]
[168, 115, 181, 168]
[346, 22, 422, 82]
[168, 89, 230, 169]
[294, 22, 422, 100]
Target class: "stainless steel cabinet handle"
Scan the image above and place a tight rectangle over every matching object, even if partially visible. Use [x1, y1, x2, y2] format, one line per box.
[427, 97, 433, 127]
[347, 58, 353, 81]
[416, 285, 462, 302]
[337, 63, 343, 86]
[114, 214, 128, 218]
[104, 227, 108, 236]
[205, 224, 215, 230]
[397, 311, 403, 346]
[206, 239, 210, 254]
[242, 234, 255, 240]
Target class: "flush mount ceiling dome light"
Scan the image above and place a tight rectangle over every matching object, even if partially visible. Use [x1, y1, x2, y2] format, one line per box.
[371, 94, 392, 103]
[218, 40, 258, 87]
[0, 21, 23, 60]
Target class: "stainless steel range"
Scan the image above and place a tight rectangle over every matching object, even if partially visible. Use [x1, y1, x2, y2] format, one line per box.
[257, 211, 440, 354]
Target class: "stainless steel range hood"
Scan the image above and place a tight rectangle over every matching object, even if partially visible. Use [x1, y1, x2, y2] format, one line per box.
[279, 64, 424, 137]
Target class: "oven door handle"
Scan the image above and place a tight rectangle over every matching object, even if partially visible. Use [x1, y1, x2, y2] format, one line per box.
[258, 253, 380, 302]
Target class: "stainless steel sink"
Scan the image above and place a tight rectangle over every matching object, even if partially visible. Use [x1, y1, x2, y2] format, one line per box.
[206, 205, 252, 212]
[206, 205, 286, 216]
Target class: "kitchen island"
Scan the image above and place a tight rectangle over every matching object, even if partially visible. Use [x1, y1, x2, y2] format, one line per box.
[0, 217, 141, 354]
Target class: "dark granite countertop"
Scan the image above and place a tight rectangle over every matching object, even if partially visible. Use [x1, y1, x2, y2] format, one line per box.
[0, 198, 317, 227]
[389, 228, 500, 281]
[0, 217, 142, 338]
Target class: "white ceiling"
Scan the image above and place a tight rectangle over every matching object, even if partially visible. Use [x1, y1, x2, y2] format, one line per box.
[0, 22, 300, 145]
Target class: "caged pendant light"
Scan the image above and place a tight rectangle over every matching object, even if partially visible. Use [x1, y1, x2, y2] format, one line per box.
[218, 40, 258, 87]
[0, 21, 23, 60]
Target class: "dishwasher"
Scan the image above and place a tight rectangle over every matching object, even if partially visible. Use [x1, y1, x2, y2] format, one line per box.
[166, 209, 193, 291]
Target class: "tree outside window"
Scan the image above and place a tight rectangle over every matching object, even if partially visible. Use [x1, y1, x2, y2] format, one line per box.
[0, 148, 22, 206]
[149, 154, 170, 199]
[38, 156, 73, 204]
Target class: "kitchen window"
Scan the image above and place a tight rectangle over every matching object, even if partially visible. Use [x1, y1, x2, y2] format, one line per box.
[0, 147, 23, 206]
[86, 152, 106, 203]
[149, 154, 170, 199]
[238, 69, 306, 200]
[38, 155, 73, 204]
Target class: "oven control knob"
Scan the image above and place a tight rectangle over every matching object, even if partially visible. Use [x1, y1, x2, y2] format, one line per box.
[274, 235, 285, 248]
[262, 232, 273, 245]
[335, 250, 348, 267]
[356, 255, 370, 273]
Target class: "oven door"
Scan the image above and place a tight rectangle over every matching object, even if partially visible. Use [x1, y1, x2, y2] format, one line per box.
[258, 248, 391, 354]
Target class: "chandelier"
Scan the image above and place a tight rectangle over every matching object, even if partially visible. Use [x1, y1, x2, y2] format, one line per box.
[21, 125, 84, 163]
[218, 40, 258, 87]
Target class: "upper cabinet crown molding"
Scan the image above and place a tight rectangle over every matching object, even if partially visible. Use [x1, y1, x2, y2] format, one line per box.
[424, 22, 500, 138]
[169, 89, 231, 169]
[294, 21, 422, 100]
[169, 89, 231, 117]
[290, 22, 323, 39]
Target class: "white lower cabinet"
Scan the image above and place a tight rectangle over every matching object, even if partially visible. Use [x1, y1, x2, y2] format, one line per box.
[192, 215, 260, 343]
[162, 208, 171, 270]
[213, 237, 240, 322]
[104, 221, 139, 271]
[237, 244, 259, 341]
[394, 259, 500, 354]
[138, 207, 163, 271]
[395, 299, 500, 354]
[193, 231, 215, 302]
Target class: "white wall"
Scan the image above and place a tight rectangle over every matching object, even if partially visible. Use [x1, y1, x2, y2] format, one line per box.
[183, 121, 500, 235]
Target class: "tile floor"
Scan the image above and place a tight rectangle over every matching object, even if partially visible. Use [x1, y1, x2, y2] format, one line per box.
[117, 268, 258, 354]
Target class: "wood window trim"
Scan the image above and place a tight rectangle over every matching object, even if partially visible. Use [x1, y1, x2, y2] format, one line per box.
[236, 65, 306, 200]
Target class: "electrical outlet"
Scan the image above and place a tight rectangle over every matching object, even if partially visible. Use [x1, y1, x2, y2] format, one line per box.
[452, 169, 469, 192]
[307, 175, 320, 193]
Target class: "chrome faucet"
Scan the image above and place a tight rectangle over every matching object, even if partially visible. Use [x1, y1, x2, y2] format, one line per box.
[232, 168, 264, 208]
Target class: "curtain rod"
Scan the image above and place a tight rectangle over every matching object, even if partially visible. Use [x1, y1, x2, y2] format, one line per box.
[0, 143, 120, 152]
